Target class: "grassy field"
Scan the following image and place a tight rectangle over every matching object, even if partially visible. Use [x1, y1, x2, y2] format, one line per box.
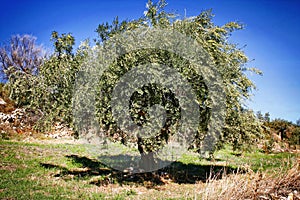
[0, 138, 299, 200]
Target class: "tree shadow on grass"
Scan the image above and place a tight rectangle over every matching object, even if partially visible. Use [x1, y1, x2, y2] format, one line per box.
[40, 154, 245, 188]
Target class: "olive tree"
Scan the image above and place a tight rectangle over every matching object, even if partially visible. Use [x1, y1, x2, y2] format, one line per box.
[86, 0, 262, 163]
[29, 32, 87, 131]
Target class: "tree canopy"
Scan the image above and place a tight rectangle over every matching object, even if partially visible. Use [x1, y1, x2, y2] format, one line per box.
[88, 0, 263, 160]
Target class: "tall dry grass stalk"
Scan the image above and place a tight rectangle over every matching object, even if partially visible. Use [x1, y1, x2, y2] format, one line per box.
[199, 159, 299, 200]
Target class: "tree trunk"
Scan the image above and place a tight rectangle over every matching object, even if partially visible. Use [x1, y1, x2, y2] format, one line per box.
[140, 152, 155, 171]
[137, 137, 156, 171]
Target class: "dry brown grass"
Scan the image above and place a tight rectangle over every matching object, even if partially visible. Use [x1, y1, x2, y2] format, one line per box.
[51, 156, 298, 200]
[201, 160, 299, 200]
[78, 162, 299, 199]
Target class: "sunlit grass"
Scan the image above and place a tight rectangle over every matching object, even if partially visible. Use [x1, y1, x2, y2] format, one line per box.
[0, 139, 298, 199]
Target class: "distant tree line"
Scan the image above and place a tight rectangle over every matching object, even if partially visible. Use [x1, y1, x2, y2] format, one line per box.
[257, 111, 300, 149]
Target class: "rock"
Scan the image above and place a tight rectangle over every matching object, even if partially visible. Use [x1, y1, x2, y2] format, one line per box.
[0, 107, 37, 135]
[0, 98, 6, 105]
[44, 123, 74, 139]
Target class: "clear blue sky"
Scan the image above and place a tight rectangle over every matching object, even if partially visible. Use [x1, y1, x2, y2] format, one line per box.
[0, 0, 299, 123]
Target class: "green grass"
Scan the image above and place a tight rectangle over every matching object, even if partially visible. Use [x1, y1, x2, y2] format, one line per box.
[176, 145, 297, 173]
[213, 145, 297, 172]
[0, 139, 298, 199]
[0, 140, 107, 199]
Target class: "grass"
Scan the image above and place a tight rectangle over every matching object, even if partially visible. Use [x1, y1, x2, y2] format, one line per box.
[0, 138, 299, 199]
[179, 145, 297, 173]
[0, 140, 115, 199]
[213, 146, 297, 172]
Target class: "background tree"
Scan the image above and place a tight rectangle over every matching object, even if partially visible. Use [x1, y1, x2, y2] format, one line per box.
[266, 118, 300, 148]
[0, 34, 44, 81]
[3, 31, 86, 131]
[0, 35, 45, 106]
[290, 126, 300, 147]
[30, 32, 86, 131]
[267, 118, 291, 140]
[51, 31, 75, 56]
[296, 118, 300, 127]
[95, 16, 130, 44]
[264, 112, 270, 123]
[256, 111, 264, 121]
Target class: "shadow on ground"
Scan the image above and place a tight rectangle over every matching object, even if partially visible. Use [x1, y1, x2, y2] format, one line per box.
[40, 154, 245, 188]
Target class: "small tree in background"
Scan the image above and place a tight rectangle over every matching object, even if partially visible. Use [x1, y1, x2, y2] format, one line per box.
[266, 118, 300, 148]
[1, 31, 86, 131]
[0, 35, 45, 106]
[290, 127, 300, 147]
[264, 112, 270, 123]
[296, 118, 300, 127]
[0, 34, 44, 81]
[30, 32, 87, 131]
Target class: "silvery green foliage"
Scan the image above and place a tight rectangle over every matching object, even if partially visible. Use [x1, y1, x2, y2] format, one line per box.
[74, 25, 226, 171]
[36, 42, 88, 131]
[91, 0, 263, 154]
[15, 33, 87, 132]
